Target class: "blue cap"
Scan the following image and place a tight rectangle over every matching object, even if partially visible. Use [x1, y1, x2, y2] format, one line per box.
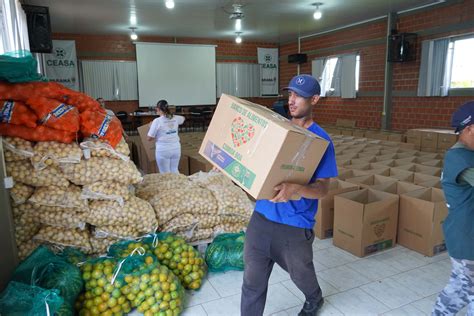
[452, 101, 474, 133]
[283, 74, 321, 98]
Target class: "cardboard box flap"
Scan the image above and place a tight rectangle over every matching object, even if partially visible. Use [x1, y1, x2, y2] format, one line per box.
[413, 173, 440, 185]
[401, 187, 445, 203]
[336, 188, 398, 205]
[221, 94, 325, 140]
[346, 174, 396, 187]
[370, 181, 424, 195]
[329, 179, 360, 191]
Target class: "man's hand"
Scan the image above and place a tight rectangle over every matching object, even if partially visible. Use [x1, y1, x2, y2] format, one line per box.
[270, 182, 302, 203]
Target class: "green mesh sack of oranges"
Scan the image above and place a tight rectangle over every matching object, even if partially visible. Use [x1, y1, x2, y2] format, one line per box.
[10, 245, 83, 316]
[205, 232, 245, 272]
[76, 252, 184, 316]
[0, 281, 64, 316]
[108, 232, 207, 290]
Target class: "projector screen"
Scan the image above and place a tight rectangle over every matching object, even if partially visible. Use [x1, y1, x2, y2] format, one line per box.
[136, 42, 216, 107]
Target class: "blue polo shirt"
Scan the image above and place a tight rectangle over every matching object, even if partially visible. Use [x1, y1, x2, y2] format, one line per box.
[255, 122, 338, 229]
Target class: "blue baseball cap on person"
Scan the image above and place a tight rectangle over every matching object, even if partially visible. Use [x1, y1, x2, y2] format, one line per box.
[283, 74, 321, 98]
[452, 101, 474, 133]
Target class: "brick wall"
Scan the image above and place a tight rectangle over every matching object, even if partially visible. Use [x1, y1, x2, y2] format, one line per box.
[53, 33, 279, 112]
[280, 0, 474, 131]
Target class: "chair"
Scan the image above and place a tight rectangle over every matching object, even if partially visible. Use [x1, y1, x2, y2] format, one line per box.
[190, 108, 205, 131]
[116, 111, 134, 134]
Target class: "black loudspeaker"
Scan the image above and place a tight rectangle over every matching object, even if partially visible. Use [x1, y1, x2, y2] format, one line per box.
[22, 5, 53, 53]
[387, 33, 417, 62]
[288, 53, 308, 64]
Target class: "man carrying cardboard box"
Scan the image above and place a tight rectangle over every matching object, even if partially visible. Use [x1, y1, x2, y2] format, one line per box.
[241, 75, 338, 316]
[433, 101, 474, 316]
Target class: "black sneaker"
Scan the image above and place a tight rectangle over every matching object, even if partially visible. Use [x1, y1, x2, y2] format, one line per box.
[297, 298, 324, 316]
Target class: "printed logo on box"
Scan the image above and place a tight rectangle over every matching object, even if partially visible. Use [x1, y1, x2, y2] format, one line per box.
[231, 116, 255, 147]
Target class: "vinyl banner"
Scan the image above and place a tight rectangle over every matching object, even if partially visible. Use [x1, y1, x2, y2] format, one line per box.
[257, 47, 278, 97]
[43, 40, 79, 90]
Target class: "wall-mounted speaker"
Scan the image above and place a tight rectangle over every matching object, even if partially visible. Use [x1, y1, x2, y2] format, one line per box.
[387, 33, 417, 63]
[288, 53, 308, 64]
[22, 5, 53, 53]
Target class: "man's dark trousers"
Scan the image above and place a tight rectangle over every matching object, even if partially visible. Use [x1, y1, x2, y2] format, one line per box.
[241, 211, 322, 316]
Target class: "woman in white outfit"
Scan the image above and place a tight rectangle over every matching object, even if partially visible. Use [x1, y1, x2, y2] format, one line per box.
[147, 100, 185, 173]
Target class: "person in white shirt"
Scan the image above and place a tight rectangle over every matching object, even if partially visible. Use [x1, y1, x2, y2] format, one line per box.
[147, 100, 185, 173]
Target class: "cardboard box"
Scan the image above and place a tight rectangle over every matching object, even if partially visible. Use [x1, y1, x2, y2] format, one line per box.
[406, 129, 422, 150]
[369, 181, 424, 195]
[337, 169, 370, 181]
[345, 174, 397, 188]
[199, 94, 329, 200]
[352, 130, 366, 137]
[189, 155, 213, 174]
[314, 179, 359, 239]
[388, 168, 415, 182]
[436, 131, 458, 150]
[179, 155, 190, 175]
[334, 189, 399, 257]
[417, 179, 442, 189]
[398, 188, 448, 256]
[137, 123, 156, 162]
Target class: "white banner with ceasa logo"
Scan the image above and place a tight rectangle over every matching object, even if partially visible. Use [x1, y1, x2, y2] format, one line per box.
[257, 47, 279, 97]
[43, 40, 79, 91]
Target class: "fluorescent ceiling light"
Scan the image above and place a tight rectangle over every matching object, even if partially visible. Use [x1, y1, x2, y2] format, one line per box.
[165, 0, 175, 9]
[235, 18, 242, 31]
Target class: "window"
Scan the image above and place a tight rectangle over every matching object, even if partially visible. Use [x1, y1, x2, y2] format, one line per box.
[312, 53, 359, 98]
[449, 37, 474, 88]
[355, 55, 360, 91]
[0, 0, 29, 54]
[320, 57, 338, 96]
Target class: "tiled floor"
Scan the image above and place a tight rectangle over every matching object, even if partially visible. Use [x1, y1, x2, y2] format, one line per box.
[180, 237, 470, 316]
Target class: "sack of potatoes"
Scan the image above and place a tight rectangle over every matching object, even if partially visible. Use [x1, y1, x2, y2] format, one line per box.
[80, 137, 130, 161]
[81, 181, 130, 206]
[7, 160, 70, 187]
[9, 182, 34, 205]
[30, 141, 82, 170]
[28, 185, 89, 209]
[2, 137, 34, 162]
[60, 157, 142, 185]
[33, 225, 93, 253]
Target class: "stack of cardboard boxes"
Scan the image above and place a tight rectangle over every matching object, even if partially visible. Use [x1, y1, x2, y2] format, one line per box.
[406, 128, 458, 152]
[318, 134, 448, 258]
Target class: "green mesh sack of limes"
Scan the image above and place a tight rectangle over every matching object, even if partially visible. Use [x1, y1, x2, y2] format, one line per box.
[9, 245, 83, 316]
[76, 252, 184, 316]
[0, 281, 64, 316]
[205, 232, 246, 272]
[0, 50, 46, 83]
[108, 232, 207, 290]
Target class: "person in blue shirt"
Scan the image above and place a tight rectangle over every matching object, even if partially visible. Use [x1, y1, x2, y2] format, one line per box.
[432, 101, 474, 316]
[240, 74, 338, 316]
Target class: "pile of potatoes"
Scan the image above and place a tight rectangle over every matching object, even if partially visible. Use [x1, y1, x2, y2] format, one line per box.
[29, 185, 88, 209]
[31, 141, 82, 170]
[189, 171, 232, 187]
[87, 196, 157, 233]
[178, 227, 214, 243]
[60, 158, 142, 185]
[17, 240, 40, 261]
[13, 203, 41, 243]
[2, 137, 34, 162]
[207, 183, 253, 218]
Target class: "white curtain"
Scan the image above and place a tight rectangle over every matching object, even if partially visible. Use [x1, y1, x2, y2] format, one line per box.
[311, 58, 325, 82]
[0, 0, 29, 54]
[417, 38, 450, 96]
[340, 54, 357, 99]
[80, 60, 138, 100]
[216, 63, 260, 98]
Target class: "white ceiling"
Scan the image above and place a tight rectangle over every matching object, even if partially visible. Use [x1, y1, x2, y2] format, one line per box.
[22, 0, 445, 43]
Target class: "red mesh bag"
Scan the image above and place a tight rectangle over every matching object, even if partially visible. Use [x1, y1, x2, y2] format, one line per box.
[0, 82, 68, 102]
[64, 93, 103, 113]
[0, 100, 37, 128]
[80, 110, 123, 148]
[0, 123, 76, 143]
[26, 97, 80, 133]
